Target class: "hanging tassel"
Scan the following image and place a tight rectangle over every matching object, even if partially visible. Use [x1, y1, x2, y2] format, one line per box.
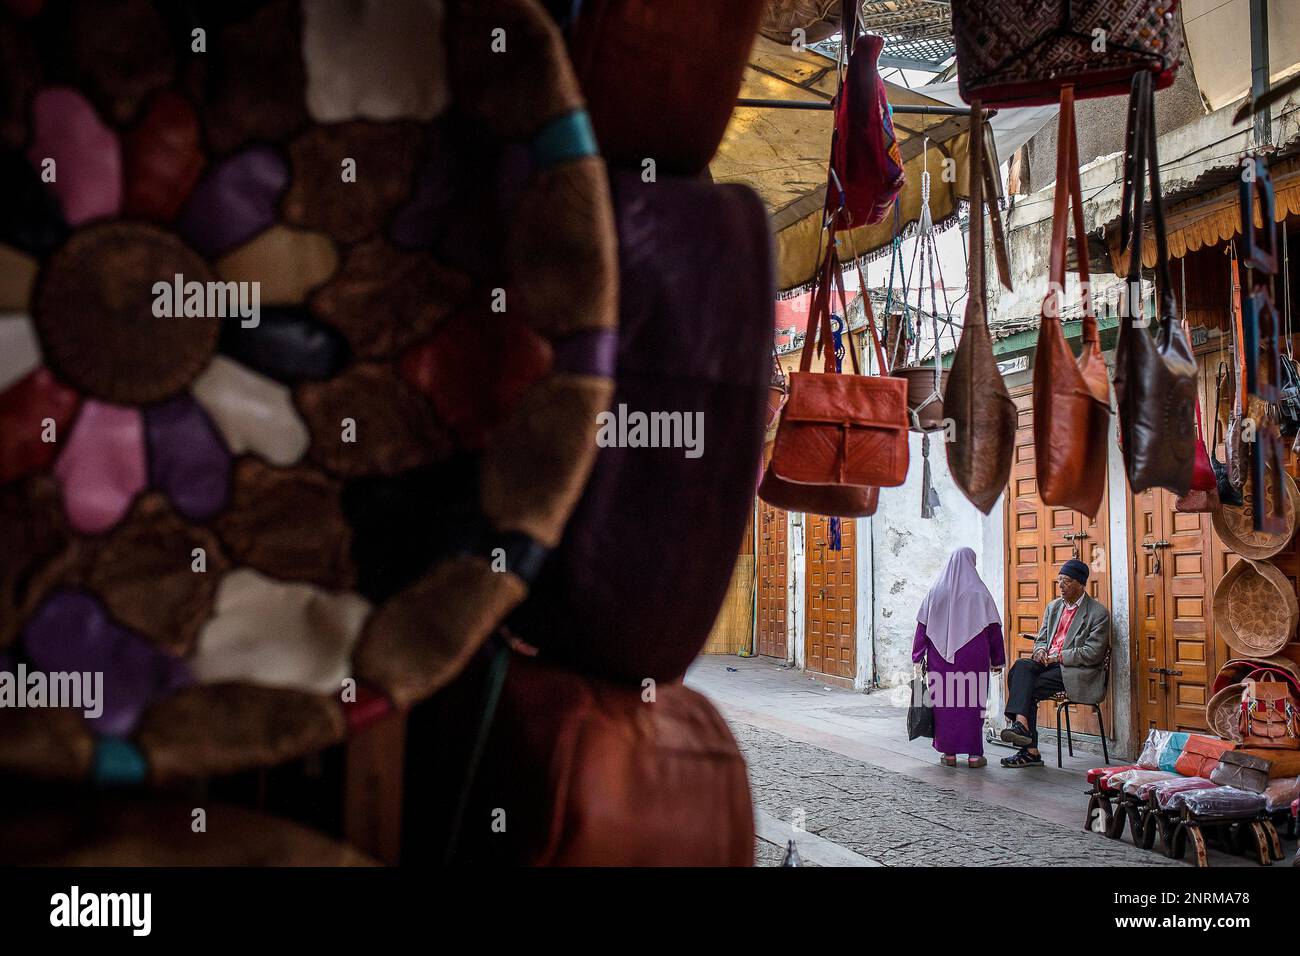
[920, 432, 940, 518]
[828, 516, 842, 551]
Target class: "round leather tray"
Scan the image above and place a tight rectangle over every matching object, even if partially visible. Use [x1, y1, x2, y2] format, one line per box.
[0, 0, 616, 787]
[1212, 558, 1299, 659]
[1211, 471, 1299, 560]
[1206, 682, 1246, 743]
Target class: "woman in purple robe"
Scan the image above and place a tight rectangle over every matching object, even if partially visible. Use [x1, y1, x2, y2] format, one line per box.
[911, 547, 1005, 768]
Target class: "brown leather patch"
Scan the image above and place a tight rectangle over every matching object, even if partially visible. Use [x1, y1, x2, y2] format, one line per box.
[0, 706, 94, 783]
[213, 457, 355, 591]
[137, 682, 346, 783]
[295, 362, 452, 477]
[0, 476, 75, 649]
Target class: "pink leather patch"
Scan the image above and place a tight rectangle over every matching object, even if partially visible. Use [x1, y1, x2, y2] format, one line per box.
[27, 88, 122, 226]
[54, 400, 147, 534]
[0, 366, 80, 484]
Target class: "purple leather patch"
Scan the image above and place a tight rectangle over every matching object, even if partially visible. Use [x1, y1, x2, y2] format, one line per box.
[54, 400, 147, 534]
[551, 328, 618, 378]
[177, 144, 289, 257]
[27, 87, 122, 226]
[22, 589, 192, 737]
[144, 393, 231, 521]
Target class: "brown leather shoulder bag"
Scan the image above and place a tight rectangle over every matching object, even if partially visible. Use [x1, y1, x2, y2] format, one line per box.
[1112, 70, 1198, 496]
[760, 232, 908, 516]
[1032, 86, 1111, 517]
[946, 104, 1016, 514]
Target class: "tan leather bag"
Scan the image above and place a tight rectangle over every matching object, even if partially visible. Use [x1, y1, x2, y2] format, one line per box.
[1032, 87, 1110, 517]
[946, 104, 1016, 514]
[1240, 674, 1300, 750]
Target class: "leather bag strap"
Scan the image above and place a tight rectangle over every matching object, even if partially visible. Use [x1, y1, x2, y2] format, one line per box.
[1045, 86, 1097, 342]
[1122, 71, 1173, 330]
[966, 100, 987, 328]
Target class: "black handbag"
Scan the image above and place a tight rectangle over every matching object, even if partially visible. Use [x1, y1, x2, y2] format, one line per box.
[907, 667, 934, 740]
[1113, 70, 1198, 496]
[1278, 353, 1300, 437]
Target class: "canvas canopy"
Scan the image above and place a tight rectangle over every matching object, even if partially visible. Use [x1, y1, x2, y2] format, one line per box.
[710, 36, 978, 292]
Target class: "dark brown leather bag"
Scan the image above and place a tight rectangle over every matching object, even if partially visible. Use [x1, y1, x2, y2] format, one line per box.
[1210, 749, 1272, 793]
[1113, 71, 1198, 496]
[1032, 87, 1110, 517]
[761, 234, 907, 516]
[946, 105, 1016, 514]
[1239, 674, 1300, 750]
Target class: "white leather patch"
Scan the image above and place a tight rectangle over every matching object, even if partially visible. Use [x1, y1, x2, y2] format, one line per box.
[302, 0, 450, 122]
[0, 314, 42, 393]
[192, 356, 310, 467]
[192, 567, 371, 695]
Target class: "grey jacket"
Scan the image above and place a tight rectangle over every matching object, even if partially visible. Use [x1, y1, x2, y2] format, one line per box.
[1034, 593, 1110, 704]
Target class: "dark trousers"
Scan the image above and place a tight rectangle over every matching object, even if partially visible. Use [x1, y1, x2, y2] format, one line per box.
[1004, 659, 1065, 747]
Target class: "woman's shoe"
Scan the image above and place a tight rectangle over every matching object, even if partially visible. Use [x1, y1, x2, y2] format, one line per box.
[967, 756, 987, 768]
[940, 754, 957, 767]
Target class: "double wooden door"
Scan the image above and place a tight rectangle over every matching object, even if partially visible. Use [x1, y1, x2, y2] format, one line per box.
[756, 500, 788, 660]
[805, 514, 856, 680]
[1130, 488, 1217, 734]
[1004, 391, 1114, 736]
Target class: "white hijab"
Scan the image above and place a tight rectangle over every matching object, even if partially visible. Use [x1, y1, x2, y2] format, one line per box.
[915, 547, 1001, 663]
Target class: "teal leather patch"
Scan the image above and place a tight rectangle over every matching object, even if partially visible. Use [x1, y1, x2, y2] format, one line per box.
[94, 737, 147, 785]
[532, 111, 597, 169]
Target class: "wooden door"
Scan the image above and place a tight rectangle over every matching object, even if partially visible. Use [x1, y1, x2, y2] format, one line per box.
[805, 514, 856, 680]
[756, 500, 788, 659]
[1004, 390, 1114, 737]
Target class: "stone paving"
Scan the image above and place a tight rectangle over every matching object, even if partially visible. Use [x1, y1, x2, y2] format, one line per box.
[734, 722, 1181, 867]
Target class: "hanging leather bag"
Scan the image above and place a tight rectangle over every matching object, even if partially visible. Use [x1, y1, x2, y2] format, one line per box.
[1240, 674, 1300, 750]
[1032, 87, 1111, 517]
[764, 233, 909, 501]
[827, 0, 905, 228]
[1174, 397, 1221, 512]
[1112, 70, 1198, 496]
[946, 105, 1017, 514]
[1212, 362, 1244, 506]
[951, 0, 1184, 108]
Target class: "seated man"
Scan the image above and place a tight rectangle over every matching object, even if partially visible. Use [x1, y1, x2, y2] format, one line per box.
[999, 558, 1110, 768]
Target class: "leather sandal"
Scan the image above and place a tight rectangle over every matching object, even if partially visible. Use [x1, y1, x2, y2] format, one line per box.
[967, 756, 987, 768]
[1000, 748, 1043, 768]
[940, 754, 957, 767]
[999, 721, 1033, 747]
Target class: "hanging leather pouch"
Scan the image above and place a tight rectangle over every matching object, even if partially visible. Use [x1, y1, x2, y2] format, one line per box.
[1032, 87, 1111, 517]
[946, 105, 1016, 514]
[1112, 71, 1198, 496]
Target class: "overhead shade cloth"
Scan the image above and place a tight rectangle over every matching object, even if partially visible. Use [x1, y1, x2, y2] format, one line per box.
[710, 37, 976, 292]
[1183, 0, 1300, 111]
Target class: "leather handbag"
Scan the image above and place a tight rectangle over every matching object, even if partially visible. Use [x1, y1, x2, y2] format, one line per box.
[1277, 352, 1300, 436]
[1211, 363, 1244, 506]
[952, 0, 1184, 108]
[827, 0, 905, 228]
[1175, 396, 1221, 512]
[427, 647, 755, 866]
[568, 0, 767, 176]
[1172, 734, 1233, 779]
[1240, 674, 1300, 750]
[1210, 749, 1272, 793]
[946, 107, 1017, 514]
[1032, 87, 1110, 517]
[907, 665, 934, 740]
[766, 234, 909, 491]
[1112, 71, 1198, 496]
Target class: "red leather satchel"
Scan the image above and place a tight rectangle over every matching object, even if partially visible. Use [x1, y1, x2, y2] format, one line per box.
[766, 236, 909, 491]
[952, 0, 1184, 108]
[827, 1, 905, 228]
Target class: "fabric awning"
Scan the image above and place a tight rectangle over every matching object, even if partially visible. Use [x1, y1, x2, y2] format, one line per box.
[710, 36, 977, 292]
[1183, 0, 1300, 112]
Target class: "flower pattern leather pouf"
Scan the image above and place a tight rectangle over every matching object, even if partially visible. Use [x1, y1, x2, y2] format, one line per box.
[0, 0, 616, 799]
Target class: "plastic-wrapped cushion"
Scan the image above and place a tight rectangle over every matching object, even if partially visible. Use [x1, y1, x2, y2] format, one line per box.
[1122, 770, 1180, 798]
[1137, 729, 1177, 769]
[1103, 768, 1143, 791]
[1174, 786, 1265, 818]
[1264, 776, 1300, 813]
[1157, 731, 1190, 772]
[1087, 764, 1139, 787]
[1153, 777, 1217, 810]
